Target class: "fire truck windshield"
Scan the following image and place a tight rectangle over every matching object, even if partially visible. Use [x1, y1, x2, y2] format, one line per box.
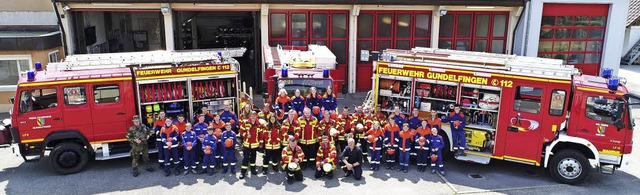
[586, 96, 625, 129]
[278, 78, 332, 97]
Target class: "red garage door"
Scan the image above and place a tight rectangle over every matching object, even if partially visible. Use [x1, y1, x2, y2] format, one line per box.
[438, 11, 509, 53]
[356, 11, 431, 92]
[538, 4, 609, 76]
[269, 11, 349, 93]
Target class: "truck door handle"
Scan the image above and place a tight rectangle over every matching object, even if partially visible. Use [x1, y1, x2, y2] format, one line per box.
[117, 112, 125, 115]
[507, 126, 519, 132]
[54, 118, 63, 121]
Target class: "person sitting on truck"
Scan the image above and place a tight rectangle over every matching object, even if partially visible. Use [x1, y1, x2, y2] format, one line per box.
[365, 121, 384, 171]
[181, 123, 198, 175]
[154, 111, 167, 169]
[221, 123, 238, 174]
[393, 106, 407, 126]
[161, 118, 181, 176]
[429, 128, 445, 175]
[220, 100, 240, 134]
[383, 115, 400, 170]
[210, 113, 226, 169]
[127, 116, 155, 177]
[398, 123, 414, 173]
[322, 85, 337, 113]
[414, 120, 430, 173]
[198, 106, 215, 124]
[275, 89, 292, 121]
[193, 115, 209, 167]
[306, 87, 322, 112]
[291, 89, 306, 116]
[442, 104, 466, 156]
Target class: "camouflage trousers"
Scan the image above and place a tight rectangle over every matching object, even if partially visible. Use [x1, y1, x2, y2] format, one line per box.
[131, 144, 150, 168]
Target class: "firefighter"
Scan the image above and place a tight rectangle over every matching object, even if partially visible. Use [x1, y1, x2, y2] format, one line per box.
[200, 127, 217, 176]
[443, 104, 466, 156]
[408, 108, 422, 130]
[427, 109, 442, 130]
[298, 107, 319, 169]
[398, 123, 414, 173]
[182, 123, 198, 175]
[352, 106, 368, 156]
[199, 106, 215, 124]
[415, 119, 431, 172]
[160, 118, 180, 176]
[193, 115, 209, 167]
[282, 136, 305, 184]
[340, 138, 363, 180]
[305, 87, 322, 113]
[374, 106, 387, 127]
[365, 121, 384, 171]
[393, 106, 407, 126]
[291, 89, 306, 116]
[383, 115, 400, 170]
[337, 107, 353, 152]
[174, 114, 187, 165]
[430, 128, 445, 175]
[127, 116, 154, 177]
[281, 110, 301, 148]
[262, 115, 282, 174]
[240, 111, 263, 179]
[322, 85, 337, 112]
[275, 89, 292, 121]
[259, 103, 272, 121]
[315, 135, 337, 179]
[318, 110, 337, 145]
[210, 114, 226, 169]
[153, 111, 167, 169]
[220, 100, 240, 134]
[221, 123, 238, 174]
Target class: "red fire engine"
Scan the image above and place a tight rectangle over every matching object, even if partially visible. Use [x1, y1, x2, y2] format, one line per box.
[1, 48, 246, 174]
[366, 47, 638, 184]
[263, 45, 337, 104]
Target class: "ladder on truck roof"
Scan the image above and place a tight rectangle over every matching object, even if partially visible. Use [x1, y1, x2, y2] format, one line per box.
[47, 48, 246, 71]
[384, 47, 580, 79]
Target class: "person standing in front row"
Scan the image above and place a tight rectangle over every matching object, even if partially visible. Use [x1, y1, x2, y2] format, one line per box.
[315, 135, 337, 179]
[414, 120, 431, 172]
[340, 138, 363, 180]
[240, 111, 263, 179]
[383, 114, 400, 170]
[221, 123, 238, 174]
[181, 123, 198, 175]
[398, 123, 414, 173]
[430, 128, 445, 175]
[127, 116, 155, 177]
[365, 121, 384, 171]
[262, 115, 282, 174]
[282, 136, 305, 184]
[200, 127, 217, 176]
[160, 118, 180, 176]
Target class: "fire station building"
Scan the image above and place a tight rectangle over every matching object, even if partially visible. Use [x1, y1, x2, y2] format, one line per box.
[52, 0, 628, 93]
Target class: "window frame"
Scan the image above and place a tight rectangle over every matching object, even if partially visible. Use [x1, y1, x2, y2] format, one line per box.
[93, 84, 121, 104]
[538, 16, 606, 66]
[513, 86, 543, 114]
[0, 55, 32, 91]
[64, 86, 87, 106]
[19, 88, 59, 113]
[584, 96, 622, 125]
[549, 89, 567, 116]
[437, 11, 509, 53]
[48, 50, 59, 63]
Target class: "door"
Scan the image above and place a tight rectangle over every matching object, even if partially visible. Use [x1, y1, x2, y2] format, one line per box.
[90, 83, 127, 141]
[15, 87, 65, 143]
[574, 95, 627, 156]
[61, 85, 94, 142]
[503, 84, 549, 164]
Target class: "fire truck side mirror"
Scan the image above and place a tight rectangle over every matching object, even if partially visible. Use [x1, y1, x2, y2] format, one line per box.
[9, 97, 14, 105]
[360, 50, 370, 62]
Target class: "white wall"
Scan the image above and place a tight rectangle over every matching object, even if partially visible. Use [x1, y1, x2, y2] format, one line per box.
[623, 26, 640, 55]
[0, 11, 57, 25]
[523, 0, 629, 76]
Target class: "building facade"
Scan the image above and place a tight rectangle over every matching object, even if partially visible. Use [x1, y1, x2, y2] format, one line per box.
[52, 0, 628, 93]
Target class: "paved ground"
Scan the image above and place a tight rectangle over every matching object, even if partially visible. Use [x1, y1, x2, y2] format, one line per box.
[1, 66, 640, 194]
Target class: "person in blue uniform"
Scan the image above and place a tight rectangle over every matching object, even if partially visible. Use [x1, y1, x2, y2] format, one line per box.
[221, 123, 238, 174]
[429, 128, 445, 175]
[181, 123, 198, 175]
[442, 104, 466, 156]
[321, 85, 337, 112]
[291, 89, 306, 116]
[200, 127, 217, 176]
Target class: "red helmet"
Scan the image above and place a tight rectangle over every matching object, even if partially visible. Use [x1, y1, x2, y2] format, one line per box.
[367, 135, 375, 143]
[186, 142, 193, 147]
[224, 138, 234, 148]
[313, 106, 321, 115]
[386, 148, 396, 155]
[204, 146, 212, 154]
[453, 121, 461, 128]
[418, 137, 427, 144]
[430, 155, 438, 162]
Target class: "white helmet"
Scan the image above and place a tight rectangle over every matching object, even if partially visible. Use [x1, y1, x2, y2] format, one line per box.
[288, 162, 298, 171]
[329, 128, 338, 137]
[322, 163, 333, 172]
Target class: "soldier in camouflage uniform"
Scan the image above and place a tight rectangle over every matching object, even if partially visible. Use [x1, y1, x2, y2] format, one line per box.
[127, 116, 155, 177]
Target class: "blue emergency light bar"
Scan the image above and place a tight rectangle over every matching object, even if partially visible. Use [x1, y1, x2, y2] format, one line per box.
[35, 62, 43, 71]
[27, 71, 35, 81]
[282, 69, 288, 78]
[323, 69, 329, 78]
[602, 68, 612, 79]
[607, 78, 619, 91]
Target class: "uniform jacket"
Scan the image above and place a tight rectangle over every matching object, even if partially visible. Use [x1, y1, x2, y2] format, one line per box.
[220, 110, 239, 127]
[282, 145, 305, 170]
[383, 124, 400, 148]
[429, 135, 445, 152]
[262, 126, 282, 150]
[399, 130, 414, 152]
[298, 116, 319, 144]
[291, 95, 306, 114]
[408, 115, 422, 130]
[281, 117, 301, 146]
[240, 119, 263, 148]
[365, 128, 384, 150]
[127, 125, 150, 146]
[160, 125, 179, 149]
[316, 143, 337, 168]
[193, 122, 209, 139]
[221, 130, 238, 150]
[443, 112, 466, 131]
[202, 134, 217, 154]
[321, 93, 337, 112]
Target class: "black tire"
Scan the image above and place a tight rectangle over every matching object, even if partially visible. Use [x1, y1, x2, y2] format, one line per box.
[439, 132, 452, 158]
[548, 149, 590, 184]
[49, 142, 89, 175]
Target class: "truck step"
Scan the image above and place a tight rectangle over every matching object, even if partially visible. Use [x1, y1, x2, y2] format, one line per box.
[95, 148, 158, 161]
[24, 155, 41, 162]
[599, 164, 616, 175]
[455, 151, 491, 164]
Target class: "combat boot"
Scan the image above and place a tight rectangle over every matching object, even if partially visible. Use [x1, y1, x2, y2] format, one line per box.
[132, 167, 140, 177]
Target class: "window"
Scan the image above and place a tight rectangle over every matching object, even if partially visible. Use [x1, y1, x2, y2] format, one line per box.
[0, 57, 31, 86]
[513, 86, 543, 114]
[19, 88, 58, 113]
[438, 12, 508, 53]
[94, 85, 120, 104]
[585, 96, 624, 125]
[549, 90, 566, 116]
[64, 86, 87, 105]
[48, 51, 59, 63]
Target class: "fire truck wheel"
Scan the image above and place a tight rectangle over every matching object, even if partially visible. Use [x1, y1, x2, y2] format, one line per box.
[49, 142, 89, 175]
[439, 132, 452, 158]
[549, 149, 590, 184]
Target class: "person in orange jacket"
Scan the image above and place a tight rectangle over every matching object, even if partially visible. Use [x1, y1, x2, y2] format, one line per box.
[174, 114, 187, 164]
[262, 115, 282, 174]
[239, 111, 263, 179]
[160, 118, 180, 176]
[275, 89, 292, 122]
[398, 123, 414, 173]
[210, 113, 226, 168]
[415, 119, 432, 172]
[365, 121, 384, 171]
[383, 114, 400, 170]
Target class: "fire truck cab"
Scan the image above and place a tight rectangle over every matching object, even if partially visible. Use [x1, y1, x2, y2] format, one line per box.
[3, 48, 246, 174]
[365, 47, 638, 184]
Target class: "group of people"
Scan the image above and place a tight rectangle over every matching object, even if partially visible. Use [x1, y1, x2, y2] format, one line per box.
[127, 86, 469, 184]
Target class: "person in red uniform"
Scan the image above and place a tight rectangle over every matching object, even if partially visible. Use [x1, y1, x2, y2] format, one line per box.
[365, 121, 384, 171]
[337, 107, 353, 152]
[352, 106, 368, 156]
[281, 110, 301, 148]
[239, 111, 263, 179]
[398, 123, 414, 173]
[174, 114, 187, 165]
[210, 114, 226, 169]
[282, 136, 305, 184]
[261, 115, 282, 174]
[318, 110, 338, 145]
[383, 114, 400, 170]
[153, 111, 167, 169]
[298, 107, 319, 169]
[315, 135, 337, 179]
[415, 119, 431, 172]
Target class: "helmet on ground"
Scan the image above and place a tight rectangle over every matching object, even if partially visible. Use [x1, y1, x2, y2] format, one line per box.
[204, 146, 212, 154]
[430, 154, 438, 162]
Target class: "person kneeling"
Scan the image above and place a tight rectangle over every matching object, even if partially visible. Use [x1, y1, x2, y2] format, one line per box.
[315, 135, 337, 179]
[282, 136, 305, 184]
[340, 138, 363, 180]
